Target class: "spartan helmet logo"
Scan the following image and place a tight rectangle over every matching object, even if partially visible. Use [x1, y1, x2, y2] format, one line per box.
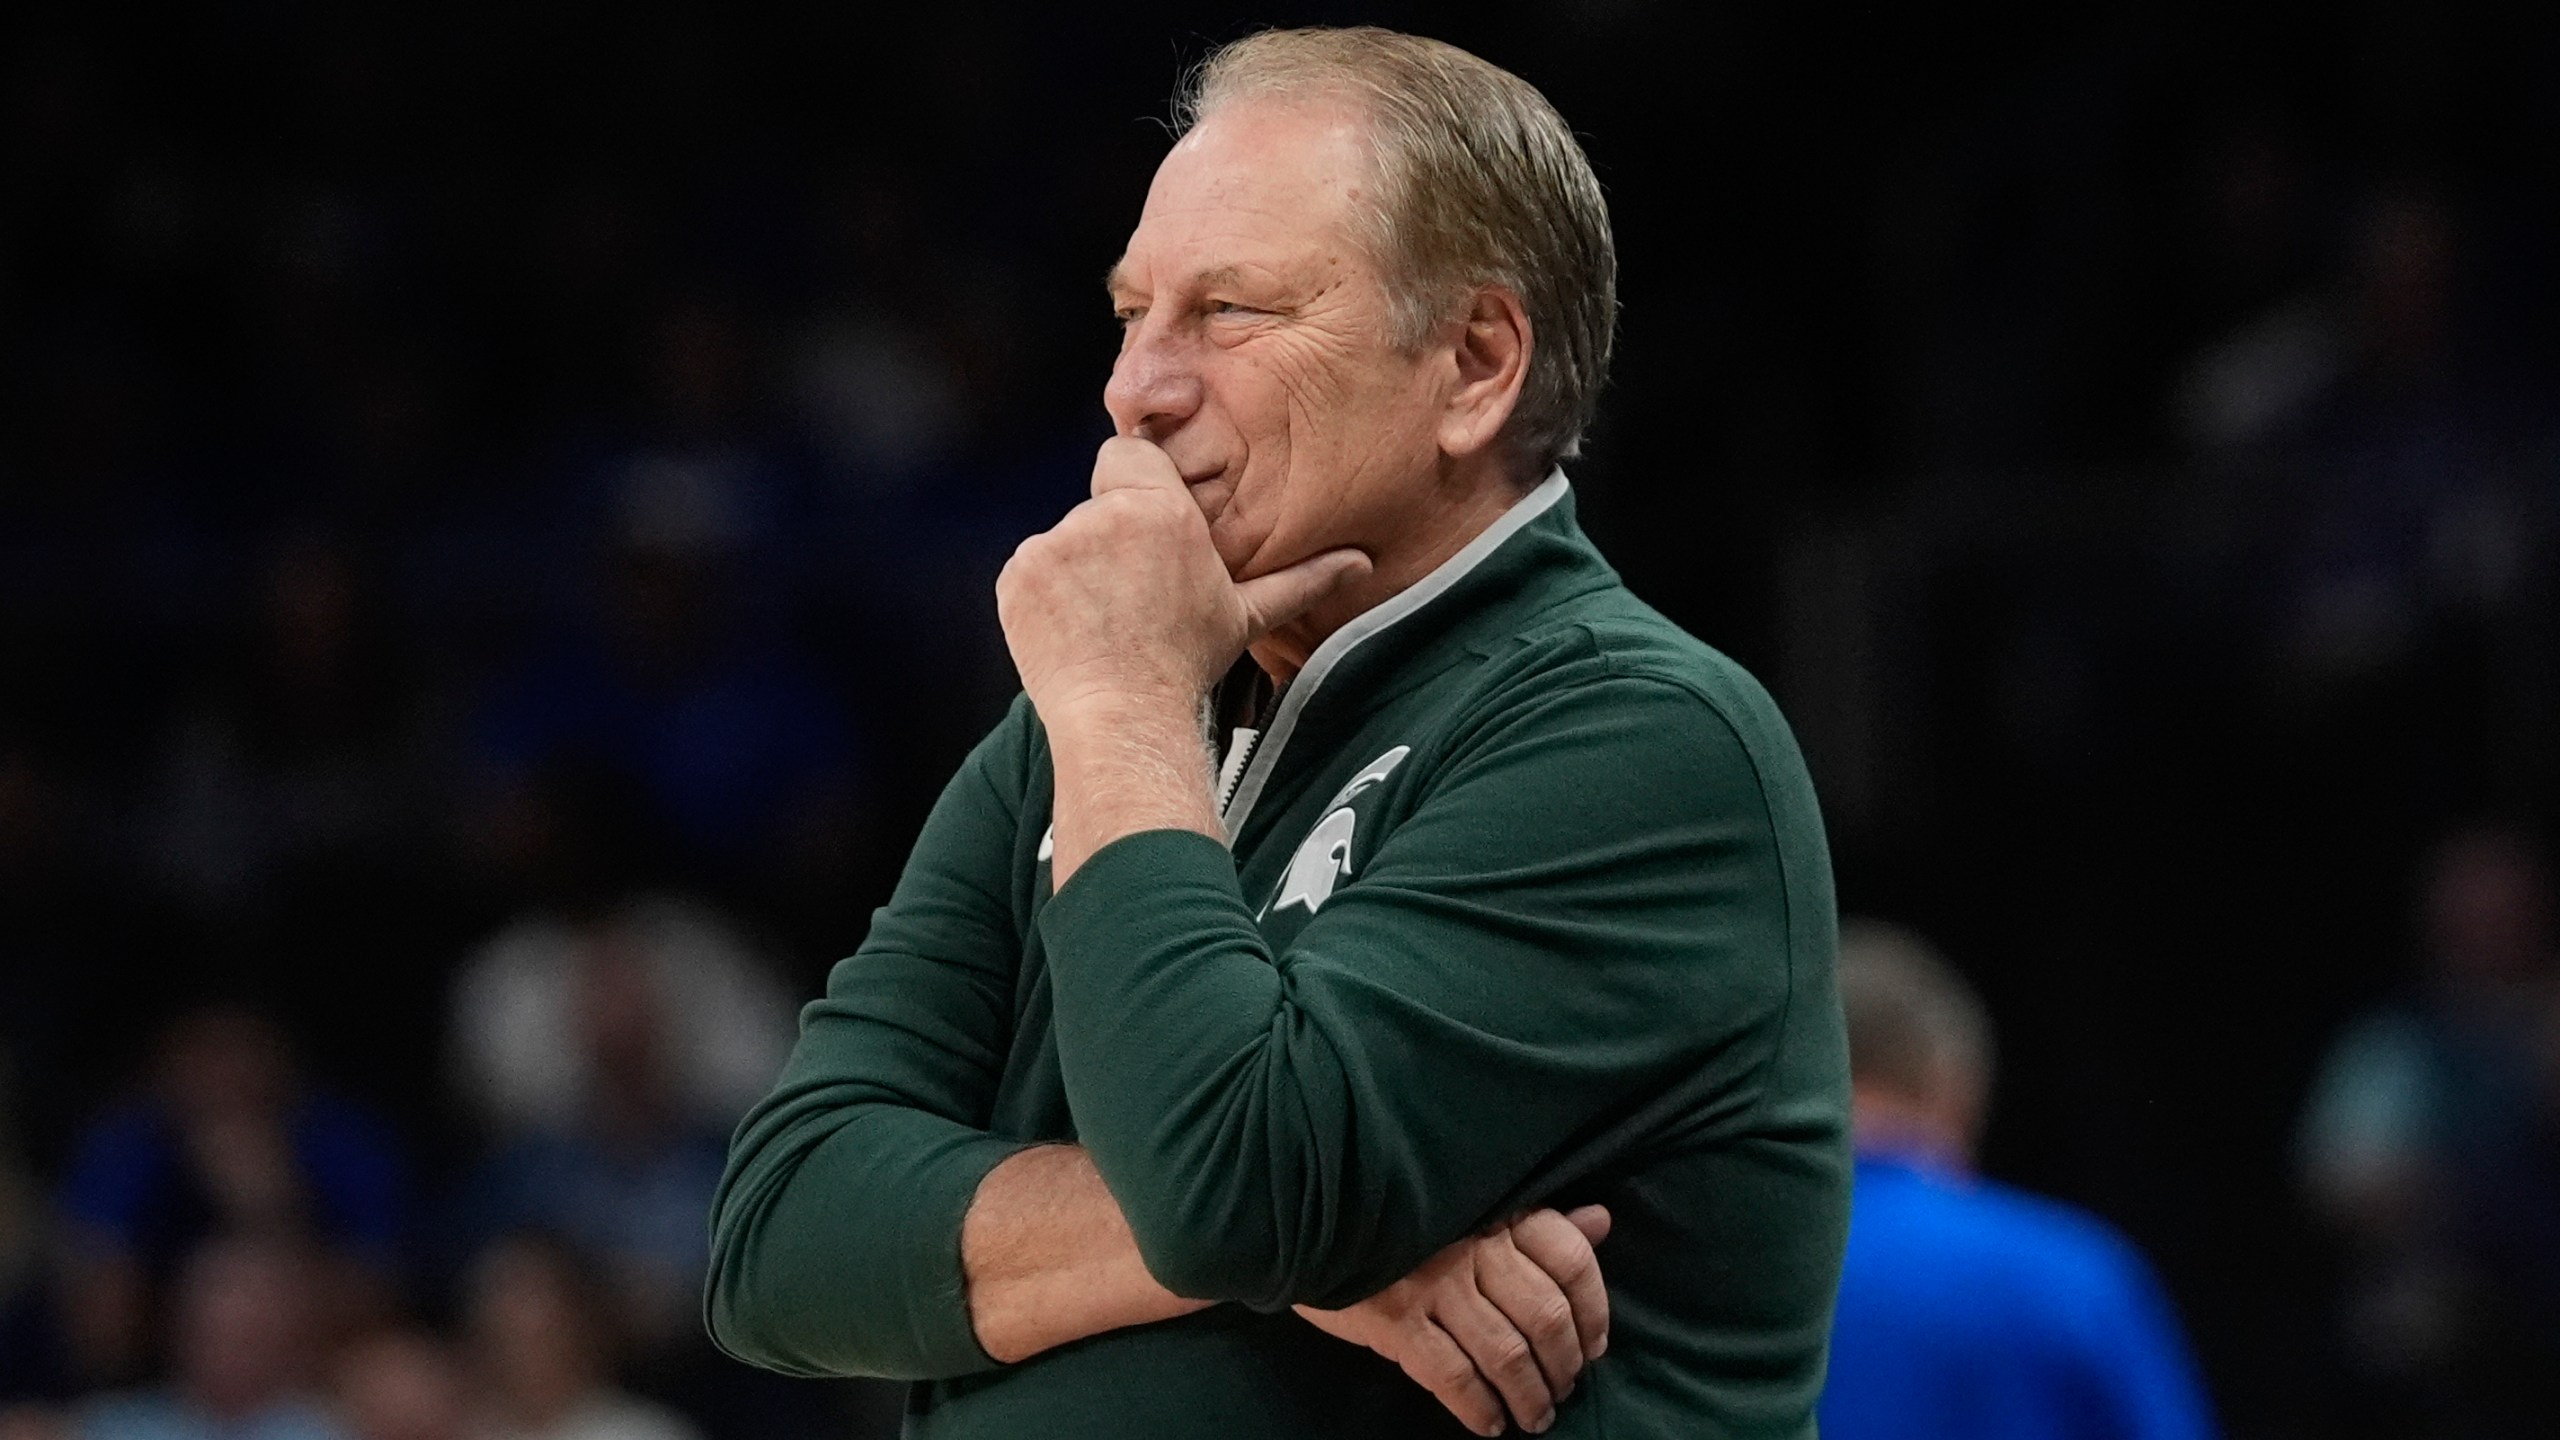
[1274, 807, 1362, 915]
[1269, 745, 1410, 917]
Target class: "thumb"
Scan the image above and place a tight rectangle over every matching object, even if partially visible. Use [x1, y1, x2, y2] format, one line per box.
[1233, 548, 1371, 641]
[1563, 1205, 1612, 1246]
[1089, 435, 1185, 497]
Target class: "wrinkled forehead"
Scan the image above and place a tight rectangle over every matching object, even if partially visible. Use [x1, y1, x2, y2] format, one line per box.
[1115, 95, 1381, 288]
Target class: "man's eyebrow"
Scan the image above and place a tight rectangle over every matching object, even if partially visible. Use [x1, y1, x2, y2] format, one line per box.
[1102, 262, 1256, 300]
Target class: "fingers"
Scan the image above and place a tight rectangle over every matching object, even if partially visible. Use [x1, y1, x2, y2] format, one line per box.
[1232, 548, 1371, 640]
[1473, 1230, 1586, 1404]
[1090, 435, 1185, 497]
[1563, 1204, 1612, 1247]
[1510, 1209, 1610, 1361]
[1435, 1285, 1557, 1434]
[1090, 432, 1370, 644]
[1397, 1317, 1509, 1439]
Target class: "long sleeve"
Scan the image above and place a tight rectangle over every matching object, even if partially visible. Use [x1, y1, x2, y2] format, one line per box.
[704, 704, 1037, 1380]
[1036, 667, 1814, 1310]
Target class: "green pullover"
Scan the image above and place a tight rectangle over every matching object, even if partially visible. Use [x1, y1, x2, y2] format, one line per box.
[706, 475, 1850, 1438]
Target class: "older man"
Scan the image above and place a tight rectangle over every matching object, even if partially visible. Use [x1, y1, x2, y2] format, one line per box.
[707, 27, 1848, 1440]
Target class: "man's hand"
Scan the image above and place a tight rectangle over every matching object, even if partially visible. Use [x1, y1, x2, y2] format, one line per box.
[996, 437, 1368, 725]
[999, 437, 1368, 884]
[1295, 1206, 1611, 1437]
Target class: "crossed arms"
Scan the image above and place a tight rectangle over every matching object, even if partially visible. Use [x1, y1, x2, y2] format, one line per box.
[706, 653, 1785, 1427]
[963, 1141, 1610, 1435]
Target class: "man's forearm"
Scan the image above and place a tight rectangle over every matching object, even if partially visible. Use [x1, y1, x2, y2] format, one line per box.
[961, 1143, 1212, 1362]
[1043, 691, 1222, 887]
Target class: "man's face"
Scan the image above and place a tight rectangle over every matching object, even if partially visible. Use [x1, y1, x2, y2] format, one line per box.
[1105, 96, 1450, 581]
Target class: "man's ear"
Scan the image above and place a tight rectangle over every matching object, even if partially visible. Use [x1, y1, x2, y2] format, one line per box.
[1437, 285, 1531, 462]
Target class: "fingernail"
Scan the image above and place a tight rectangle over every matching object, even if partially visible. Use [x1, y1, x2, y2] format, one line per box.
[1559, 1381, 1574, 1402]
[1529, 1413, 1554, 1434]
[1477, 1424, 1502, 1438]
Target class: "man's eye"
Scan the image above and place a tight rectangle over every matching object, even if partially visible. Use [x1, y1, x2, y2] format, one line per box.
[1207, 301, 1256, 317]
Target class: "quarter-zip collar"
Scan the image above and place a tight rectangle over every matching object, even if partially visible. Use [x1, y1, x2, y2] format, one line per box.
[1215, 470, 1614, 843]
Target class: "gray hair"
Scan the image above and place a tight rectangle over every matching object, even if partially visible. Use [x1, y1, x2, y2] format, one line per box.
[1176, 27, 1617, 478]
[1836, 919, 1996, 1106]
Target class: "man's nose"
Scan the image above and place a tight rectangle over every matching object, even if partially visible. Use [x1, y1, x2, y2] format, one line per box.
[1103, 321, 1203, 440]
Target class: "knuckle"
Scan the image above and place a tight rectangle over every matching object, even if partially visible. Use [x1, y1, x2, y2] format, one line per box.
[1416, 1354, 1473, 1392]
[1487, 1332, 1534, 1376]
[1530, 1295, 1575, 1338]
[1095, 489, 1153, 525]
[1509, 1235, 1561, 1272]
[1538, 1218, 1585, 1252]
[1508, 1211, 1558, 1243]
[1531, 1231, 1589, 1271]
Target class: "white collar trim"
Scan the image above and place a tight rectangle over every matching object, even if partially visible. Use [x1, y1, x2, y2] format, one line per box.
[1219, 470, 1570, 840]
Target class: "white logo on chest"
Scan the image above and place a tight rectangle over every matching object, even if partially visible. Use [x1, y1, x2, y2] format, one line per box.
[1270, 746, 1410, 916]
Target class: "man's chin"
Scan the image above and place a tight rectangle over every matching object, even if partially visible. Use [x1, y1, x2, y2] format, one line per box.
[1205, 520, 1269, 583]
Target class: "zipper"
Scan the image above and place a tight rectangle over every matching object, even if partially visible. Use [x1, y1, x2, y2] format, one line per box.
[1211, 663, 1283, 823]
[1215, 725, 1262, 818]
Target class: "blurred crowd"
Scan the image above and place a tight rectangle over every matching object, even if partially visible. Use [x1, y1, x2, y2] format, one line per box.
[2297, 825, 2560, 1436]
[0, 9, 1116, 1439]
[0, 954, 876, 1440]
[1823, 824, 2560, 1440]
[0, 4, 2555, 1438]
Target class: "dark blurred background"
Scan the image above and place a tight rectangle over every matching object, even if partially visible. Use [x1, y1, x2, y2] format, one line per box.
[0, 3, 2555, 1439]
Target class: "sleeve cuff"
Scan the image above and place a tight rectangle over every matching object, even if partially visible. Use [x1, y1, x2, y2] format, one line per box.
[1043, 826, 1242, 940]
[893, 1129, 1032, 1376]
